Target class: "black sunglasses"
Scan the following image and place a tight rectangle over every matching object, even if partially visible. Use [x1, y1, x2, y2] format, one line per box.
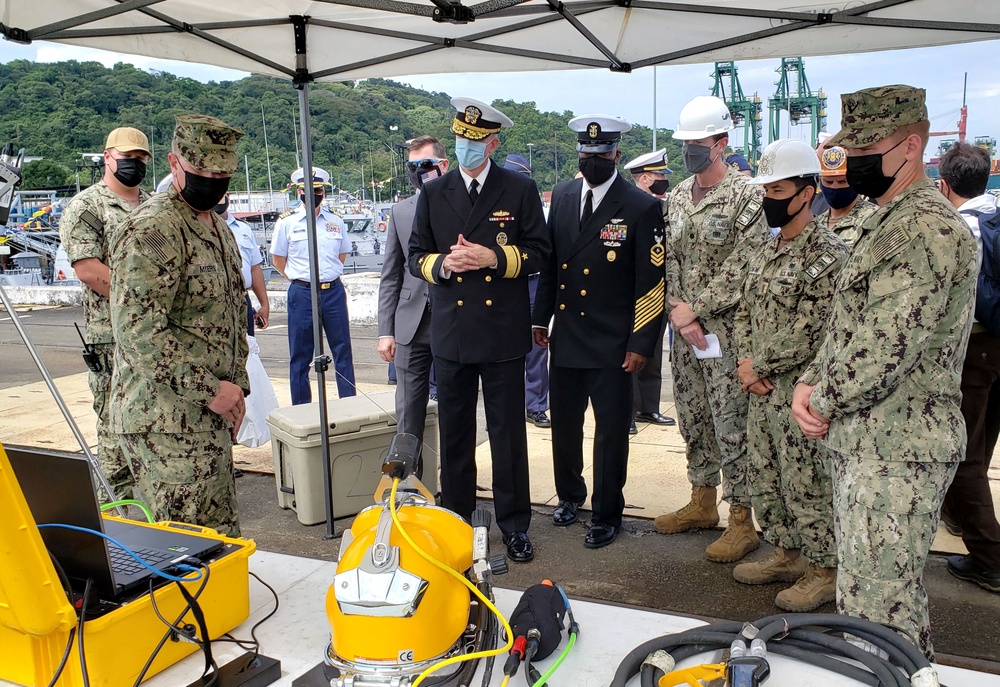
[405, 158, 444, 172]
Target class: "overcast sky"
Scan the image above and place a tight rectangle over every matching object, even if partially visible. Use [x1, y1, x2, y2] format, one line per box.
[2, 38, 998, 157]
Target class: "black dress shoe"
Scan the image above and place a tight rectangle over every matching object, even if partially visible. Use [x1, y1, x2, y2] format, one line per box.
[629, 420, 638, 435]
[948, 554, 1000, 593]
[552, 500, 583, 527]
[233, 468, 243, 478]
[634, 411, 677, 426]
[584, 523, 620, 549]
[503, 531, 534, 562]
[526, 411, 552, 428]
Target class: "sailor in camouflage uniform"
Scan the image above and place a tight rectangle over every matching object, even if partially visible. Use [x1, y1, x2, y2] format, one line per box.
[59, 127, 150, 499]
[793, 86, 978, 658]
[109, 115, 249, 537]
[731, 139, 848, 612]
[654, 95, 768, 564]
[814, 142, 877, 253]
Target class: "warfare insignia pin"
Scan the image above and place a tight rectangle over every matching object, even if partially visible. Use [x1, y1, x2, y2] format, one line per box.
[607, 250, 617, 262]
[496, 232, 508, 246]
[465, 106, 481, 124]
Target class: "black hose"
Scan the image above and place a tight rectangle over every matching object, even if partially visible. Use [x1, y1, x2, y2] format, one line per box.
[610, 613, 931, 687]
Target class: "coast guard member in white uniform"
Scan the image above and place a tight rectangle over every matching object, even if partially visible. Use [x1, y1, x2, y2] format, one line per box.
[269, 166, 356, 404]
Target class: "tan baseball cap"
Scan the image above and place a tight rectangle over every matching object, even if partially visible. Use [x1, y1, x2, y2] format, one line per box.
[104, 127, 150, 155]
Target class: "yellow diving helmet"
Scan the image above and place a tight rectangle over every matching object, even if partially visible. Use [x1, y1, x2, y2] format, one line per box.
[324, 434, 508, 687]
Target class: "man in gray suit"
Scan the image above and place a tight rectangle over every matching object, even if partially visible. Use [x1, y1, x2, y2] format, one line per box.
[377, 136, 449, 468]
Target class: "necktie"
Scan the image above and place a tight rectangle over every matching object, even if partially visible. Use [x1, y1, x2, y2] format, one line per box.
[469, 179, 479, 205]
[582, 189, 593, 225]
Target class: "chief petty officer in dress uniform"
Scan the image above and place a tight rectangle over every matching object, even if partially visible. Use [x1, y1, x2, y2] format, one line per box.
[408, 97, 551, 562]
[270, 167, 357, 405]
[533, 116, 666, 549]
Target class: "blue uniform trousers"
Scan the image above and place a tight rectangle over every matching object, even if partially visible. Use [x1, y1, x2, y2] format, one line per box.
[525, 273, 549, 413]
[287, 280, 356, 404]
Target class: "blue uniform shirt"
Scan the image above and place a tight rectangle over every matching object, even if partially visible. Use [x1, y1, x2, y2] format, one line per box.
[269, 206, 349, 282]
[225, 213, 262, 288]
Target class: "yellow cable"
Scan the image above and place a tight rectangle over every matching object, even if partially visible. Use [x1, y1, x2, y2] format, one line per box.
[388, 479, 513, 687]
[500, 675, 511, 687]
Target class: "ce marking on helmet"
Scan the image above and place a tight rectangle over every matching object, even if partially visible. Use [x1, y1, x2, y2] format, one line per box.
[398, 649, 415, 663]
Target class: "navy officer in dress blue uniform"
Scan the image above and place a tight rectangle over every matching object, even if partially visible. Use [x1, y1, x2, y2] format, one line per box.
[533, 116, 667, 549]
[269, 166, 356, 404]
[408, 97, 551, 562]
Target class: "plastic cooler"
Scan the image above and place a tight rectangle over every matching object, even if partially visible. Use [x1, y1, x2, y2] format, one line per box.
[266, 390, 439, 525]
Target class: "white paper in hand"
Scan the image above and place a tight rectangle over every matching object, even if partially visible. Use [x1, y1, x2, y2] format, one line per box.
[692, 333, 722, 360]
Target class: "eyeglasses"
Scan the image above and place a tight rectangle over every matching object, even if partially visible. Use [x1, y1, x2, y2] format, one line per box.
[405, 158, 444, 172]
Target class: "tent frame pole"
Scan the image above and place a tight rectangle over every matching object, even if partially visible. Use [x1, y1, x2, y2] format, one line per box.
[292, 15, 339, 539]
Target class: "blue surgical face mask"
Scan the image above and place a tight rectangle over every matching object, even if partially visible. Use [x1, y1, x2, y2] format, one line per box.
[820, 183, 859, 210]
[455, 138, 488, 170]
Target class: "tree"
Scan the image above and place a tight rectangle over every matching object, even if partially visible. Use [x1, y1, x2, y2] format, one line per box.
[21, 159, 73, 190]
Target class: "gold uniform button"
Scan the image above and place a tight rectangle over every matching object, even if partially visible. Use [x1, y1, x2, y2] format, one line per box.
[583, 268, 590, 275]
[560, 284, 565, 290]
[486, 300, 493, 306]
[559, 304, 566, 310]
[457, 277, 463, 283]
[485, 276, 492, 282]
[580, 290, 587, 296]
[457, 300, 464, 306]
[562, 263, 568, 270]
[580, 312, 586, 317]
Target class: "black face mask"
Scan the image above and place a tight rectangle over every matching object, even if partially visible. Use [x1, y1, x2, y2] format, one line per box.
[299, 193, 325, 209]
[407, 164, 443, 191]
[649, 178, 670, 195]
[579, 155, 616, 186]
[213, 196, 230, 216]
[845, 138, 906, 200]
[112, 157, 146, 188]
[762, 188, 809, 229]
[820, 184, 859, 210]
[180, 170, 230, 212]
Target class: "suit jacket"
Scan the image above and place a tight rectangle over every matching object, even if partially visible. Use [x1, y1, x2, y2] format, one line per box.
[377, 194, 429, 346]
[408, 162, 550, 364]
[533, 174, 666, 368]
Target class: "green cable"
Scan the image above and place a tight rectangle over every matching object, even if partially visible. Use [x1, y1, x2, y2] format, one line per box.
[531, 632, 577, 687]
[100, 499, 154, 523]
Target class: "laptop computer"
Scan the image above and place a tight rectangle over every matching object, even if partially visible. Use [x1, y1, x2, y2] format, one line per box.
[6, 445, 225, 598]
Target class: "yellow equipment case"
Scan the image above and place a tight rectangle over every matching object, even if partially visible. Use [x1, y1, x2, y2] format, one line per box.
[0, 441, 256, 687]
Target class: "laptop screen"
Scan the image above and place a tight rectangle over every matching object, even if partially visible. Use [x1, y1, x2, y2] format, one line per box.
[5, 445, 117, 595]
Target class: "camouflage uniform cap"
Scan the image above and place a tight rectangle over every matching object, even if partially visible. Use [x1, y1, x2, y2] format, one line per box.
[173, 114, 243, 174]
[826, 85, 927, 149]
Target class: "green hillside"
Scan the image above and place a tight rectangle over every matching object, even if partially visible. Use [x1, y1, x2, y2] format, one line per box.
[0, 59, 688, 196]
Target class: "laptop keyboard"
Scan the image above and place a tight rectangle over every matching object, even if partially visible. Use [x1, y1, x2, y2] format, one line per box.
[109, 546, 173, 577]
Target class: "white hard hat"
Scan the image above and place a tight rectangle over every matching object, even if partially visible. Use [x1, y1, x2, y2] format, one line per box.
[747, 139, 821, 185]
[671, 96, 735, 141]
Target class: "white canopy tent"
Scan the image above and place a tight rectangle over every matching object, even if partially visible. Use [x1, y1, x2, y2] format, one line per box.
[4, 1, 1000, 81]
[7, 0, 999, 536]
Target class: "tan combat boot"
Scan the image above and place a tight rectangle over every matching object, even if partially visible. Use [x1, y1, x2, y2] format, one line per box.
[704, 504, 759, 563]
[775, 564, 837, 612]
[733, 547, 808, 585]
[653, 485, 720, 534]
